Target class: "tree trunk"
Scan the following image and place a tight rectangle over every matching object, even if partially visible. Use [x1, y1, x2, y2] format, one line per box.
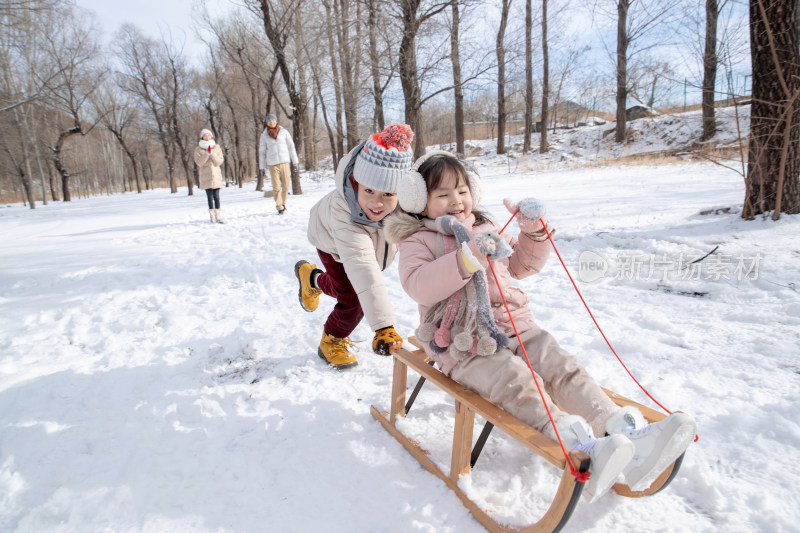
[257, 0, 304, 195]
[539, 0, 549, 153]
[744, 0, 800, 218]
[48, 158, 58, 201]
[615, 0, 629, 143]
[53, 125, 81, 202]
[496, 0, 511, 155]
[334, 0, 360, 150]
[399, 0, 425, 158]
[33, 142, 49, 204]
[367, 0, 386, 131]
[701, 0, 719, 141]
[323, 0, 344, 163]
[450, 1, 464, 156]
[307, 45, 338, 165]
[234, 45, 267, 188]
[18, 166, 35, 208]
[523, 0, 533, 154]
[295, 14, 315, 171]
[5, 122, 36, 208]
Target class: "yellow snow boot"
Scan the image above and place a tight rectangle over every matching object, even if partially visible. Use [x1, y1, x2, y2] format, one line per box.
[318, 331, 358, 369]
[294, 260, 323, 312]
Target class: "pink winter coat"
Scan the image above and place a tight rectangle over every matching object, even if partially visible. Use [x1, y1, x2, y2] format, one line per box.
[391, 212, 551, 374]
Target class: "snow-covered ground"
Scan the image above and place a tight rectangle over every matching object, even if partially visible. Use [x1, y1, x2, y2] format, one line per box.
[2, 110, 799, 532]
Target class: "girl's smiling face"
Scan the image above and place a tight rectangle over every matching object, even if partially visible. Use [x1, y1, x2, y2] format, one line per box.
[356, 183, 398, 222]
[422, 168, 473, 222]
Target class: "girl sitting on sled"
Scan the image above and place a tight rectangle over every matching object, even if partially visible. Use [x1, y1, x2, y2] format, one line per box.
[385, 150, 697, 502]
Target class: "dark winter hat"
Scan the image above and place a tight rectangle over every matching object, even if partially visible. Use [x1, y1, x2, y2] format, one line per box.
[265, 113, 278, 122]
[352, 123, 414, 194]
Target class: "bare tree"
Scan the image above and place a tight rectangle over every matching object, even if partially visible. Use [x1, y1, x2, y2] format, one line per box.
[41, 6, 105, 201]
[301, 20, 340, 164]
[321, 0, 345, 161]
[96, 81, 144, 193]
[593, 0, 680, 142]
[743, 0, 800, 218]
[206, 52, 247, 187]
[251, 0, 305, 194]
[701, 0, 721, 140]
[0, 0, 61, 114]
[398, 0, 451, 158]
[115, 25, 180, 193]
[449, 0, 464, 156]
[0, 1, 53, 207]
[496, 0, 512, 155]
[614, 0, 629, 142]
[523, 0, 533, 153]
[539, 0, 549, 153]
[332, 0, 361, 149]
[292, 10, 315, 172]
[198, 9, 277, 188]
[161, 36, 196, 195]
[364, 0, 397, 132]
[1, 117, 37, 207]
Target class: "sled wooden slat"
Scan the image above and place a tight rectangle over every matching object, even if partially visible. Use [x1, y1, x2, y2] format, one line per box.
[372, 337, 687, 531]
[391, 343, 570, 469]
[372, 342, 589, 533]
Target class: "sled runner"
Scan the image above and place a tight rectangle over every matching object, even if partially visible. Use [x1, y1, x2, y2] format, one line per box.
[370, 338, 684, 533]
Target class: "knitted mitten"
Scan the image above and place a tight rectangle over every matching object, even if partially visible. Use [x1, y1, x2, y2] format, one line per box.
[504, 197, 547, 233]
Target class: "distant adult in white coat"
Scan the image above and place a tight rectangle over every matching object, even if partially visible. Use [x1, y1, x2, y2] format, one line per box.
[259, 113, 299, 215]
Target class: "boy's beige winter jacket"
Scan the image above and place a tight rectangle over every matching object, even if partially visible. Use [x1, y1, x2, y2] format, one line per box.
[307, 145, 396, 331]
[193, 145, 225, 189]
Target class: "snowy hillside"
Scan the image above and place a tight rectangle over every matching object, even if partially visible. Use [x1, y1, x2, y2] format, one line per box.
[456, 104, 749, 169]
[1, 108, 799, 533]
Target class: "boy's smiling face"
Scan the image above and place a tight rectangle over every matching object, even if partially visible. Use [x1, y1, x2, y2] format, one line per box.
[422, 168, 473, 222]
[356, 182, 398, 222]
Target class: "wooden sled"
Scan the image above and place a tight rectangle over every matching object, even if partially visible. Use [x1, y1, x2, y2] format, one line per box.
[370, 338, 684, 533]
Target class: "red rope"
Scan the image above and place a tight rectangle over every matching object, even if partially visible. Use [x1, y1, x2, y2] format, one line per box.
[499, 210, 697, 442]
[490, 209, 587, 481]
[536, 217, 674, 415]
[487, 259, 588, 482]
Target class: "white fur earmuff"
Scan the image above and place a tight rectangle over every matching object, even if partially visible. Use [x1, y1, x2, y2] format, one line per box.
[396, 150, 482, 214]
[397, 170, 429, 214]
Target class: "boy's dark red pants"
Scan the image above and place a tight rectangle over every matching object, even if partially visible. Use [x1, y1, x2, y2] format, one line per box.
[315, 250, 364, 338]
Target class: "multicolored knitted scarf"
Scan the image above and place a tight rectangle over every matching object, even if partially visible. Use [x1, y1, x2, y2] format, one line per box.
[415, 215, 510, 359]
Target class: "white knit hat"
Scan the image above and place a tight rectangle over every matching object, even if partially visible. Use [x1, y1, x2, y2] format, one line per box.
[200, 128, 214, 139]
[352, 124, 414, 193]
[397, 150, 482, 214]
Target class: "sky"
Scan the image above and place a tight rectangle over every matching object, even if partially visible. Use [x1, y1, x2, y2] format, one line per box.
[1, 104, 798, 532]
[73, 0, 236, 66]
[68, 0, 751, 113]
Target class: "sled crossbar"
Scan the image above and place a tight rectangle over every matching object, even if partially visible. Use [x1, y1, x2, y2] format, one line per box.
[370, 338, 684, 532]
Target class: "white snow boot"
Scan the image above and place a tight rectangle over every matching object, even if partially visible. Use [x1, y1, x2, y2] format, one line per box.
[553, 415, 635, 503]
[214, 208, 225, 224]
[209, 209, 216, 223]
[605, 406, 697, 491]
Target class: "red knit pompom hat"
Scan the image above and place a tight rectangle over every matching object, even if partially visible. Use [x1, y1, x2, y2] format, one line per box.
[352, 123, 414, 193]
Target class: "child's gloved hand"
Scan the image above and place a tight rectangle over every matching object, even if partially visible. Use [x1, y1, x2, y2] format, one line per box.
[473, 232, 512, 260]
[504, 197, 547, 233]
[432, 216, 510, 271]
[462, 232, 512, 273]
[372, 326, 403, 355]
